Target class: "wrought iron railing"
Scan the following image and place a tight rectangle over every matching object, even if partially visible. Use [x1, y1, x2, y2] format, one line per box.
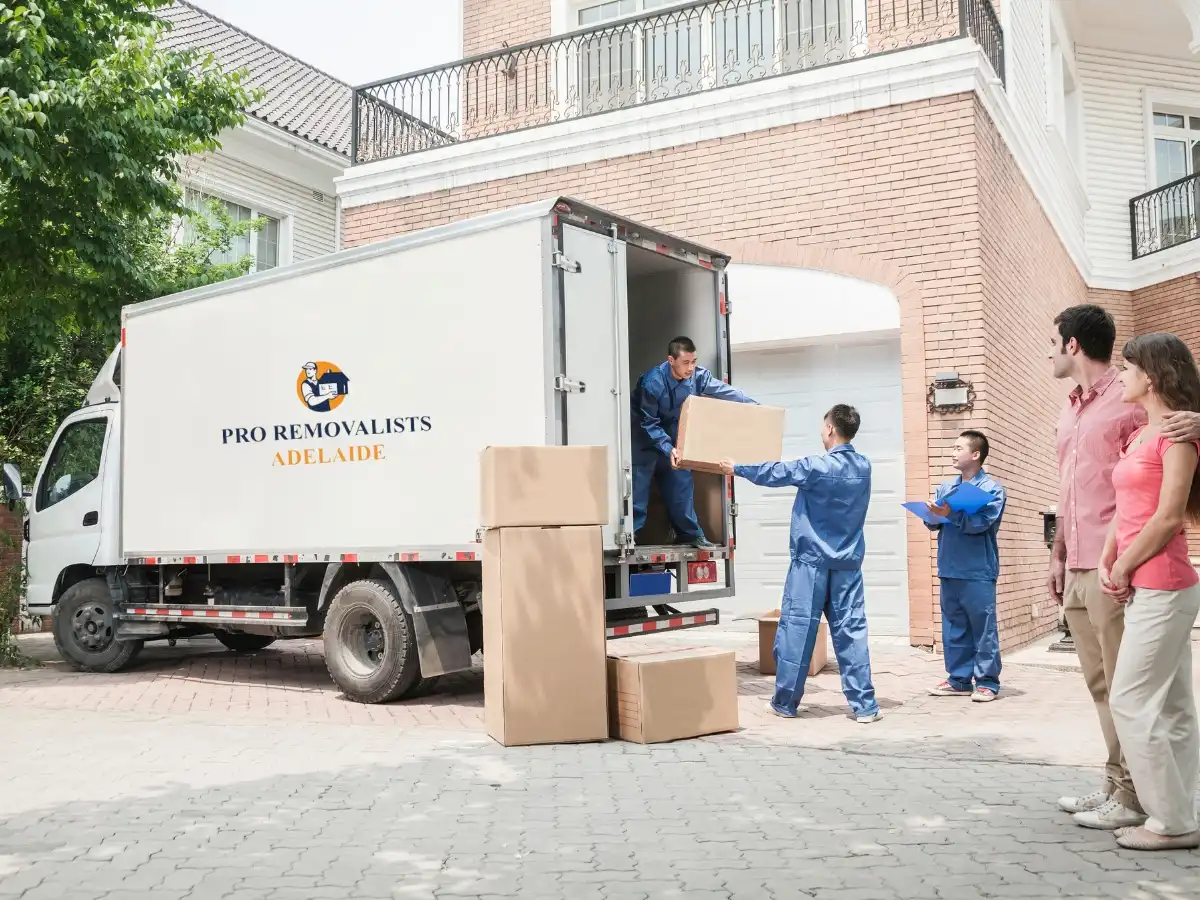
[1131, 173, 1200, 259]
[351, 0, 1005, 164]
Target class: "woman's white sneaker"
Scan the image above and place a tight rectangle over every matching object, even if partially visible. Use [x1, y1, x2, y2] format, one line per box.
[1072, 798, 1147, 830]
[1057, 790, 1109, 814]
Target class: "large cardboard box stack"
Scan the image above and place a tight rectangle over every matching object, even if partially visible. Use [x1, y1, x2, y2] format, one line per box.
[756, 610, 829, 677]
[480, 446, 610, 747]
[676, 396, 786, 473]
[607, 647, 739, 744]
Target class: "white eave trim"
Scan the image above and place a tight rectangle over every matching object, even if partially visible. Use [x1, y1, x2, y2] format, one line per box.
[243, 116, 350, 172]
[335, 37, 1096, 284]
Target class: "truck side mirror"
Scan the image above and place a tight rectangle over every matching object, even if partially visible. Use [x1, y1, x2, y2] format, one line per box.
[2, 463, 23, 512]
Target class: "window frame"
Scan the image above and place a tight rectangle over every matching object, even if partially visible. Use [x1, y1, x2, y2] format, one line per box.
[35, 417, 110, 513]
[181, 185, 292, 273]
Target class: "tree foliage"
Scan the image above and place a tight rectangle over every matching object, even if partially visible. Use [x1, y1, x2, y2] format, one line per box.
[0, 201, 264, 476]
[0, 0, 259, 341]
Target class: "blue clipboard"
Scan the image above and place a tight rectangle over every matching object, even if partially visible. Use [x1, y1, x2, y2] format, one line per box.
[903, 501, 949, 525]
[943, 481, 994, 515]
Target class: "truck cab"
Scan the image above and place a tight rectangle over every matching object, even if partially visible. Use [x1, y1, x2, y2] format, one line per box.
[24, 345, 123, 619]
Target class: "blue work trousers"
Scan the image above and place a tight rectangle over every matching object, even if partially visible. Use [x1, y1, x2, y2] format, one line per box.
[939, 578, 1001, 693]
[632, 454, 703, 541]
[772, 560, 879, 718]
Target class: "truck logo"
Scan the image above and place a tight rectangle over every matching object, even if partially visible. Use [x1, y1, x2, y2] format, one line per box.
[298, 361, 350, 413]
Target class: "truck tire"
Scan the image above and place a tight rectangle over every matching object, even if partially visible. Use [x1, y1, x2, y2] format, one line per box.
[53, 579, 143, 673]
[214, 632, 276, 653]
[324, 578, 421, 704]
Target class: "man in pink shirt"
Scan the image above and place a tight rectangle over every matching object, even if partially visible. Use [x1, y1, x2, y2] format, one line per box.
[1049, 305, 1147, 830]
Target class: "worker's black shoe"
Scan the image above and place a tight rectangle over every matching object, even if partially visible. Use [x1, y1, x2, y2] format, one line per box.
[678, 536, 715, 549]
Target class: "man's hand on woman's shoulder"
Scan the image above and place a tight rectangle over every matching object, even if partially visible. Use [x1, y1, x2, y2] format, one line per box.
[1162, 411, 1200, 443]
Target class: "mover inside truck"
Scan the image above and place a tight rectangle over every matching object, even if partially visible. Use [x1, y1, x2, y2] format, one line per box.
[623, 243, 729, 550]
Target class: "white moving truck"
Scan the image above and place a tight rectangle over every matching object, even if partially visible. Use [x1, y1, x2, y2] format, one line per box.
[3, 198, 741, 703]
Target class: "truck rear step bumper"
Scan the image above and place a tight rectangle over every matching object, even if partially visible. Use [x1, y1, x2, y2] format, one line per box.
[606, 608, 719, 639]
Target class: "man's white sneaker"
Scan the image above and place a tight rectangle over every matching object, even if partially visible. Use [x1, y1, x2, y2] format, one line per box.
[1057, 790, 1109, 814]
[1072, 798, 1147, 831]
[855, 711, 883, 724]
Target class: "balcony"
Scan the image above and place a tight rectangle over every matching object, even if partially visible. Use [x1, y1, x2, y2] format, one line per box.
[350, 0, 1005, 165]
[1131, 174, 1200, 259]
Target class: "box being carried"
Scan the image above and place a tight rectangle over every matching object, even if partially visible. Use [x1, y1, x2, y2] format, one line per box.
[607, 647, 739, 744]
[676, 396, 785, 474]
[756, 610, 829, 677]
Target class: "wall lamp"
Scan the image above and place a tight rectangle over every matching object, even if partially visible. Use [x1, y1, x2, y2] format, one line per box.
[927, 371, 975, 414]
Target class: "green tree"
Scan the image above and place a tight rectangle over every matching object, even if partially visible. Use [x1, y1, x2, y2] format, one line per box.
[0, 0, 258, 342]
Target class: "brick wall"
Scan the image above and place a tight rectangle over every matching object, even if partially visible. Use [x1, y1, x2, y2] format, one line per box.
[463, 0, 551, 57]
[342, 93, 1081, 650]
[975, 102, 1085, 649]
[0, 503, 21, 626]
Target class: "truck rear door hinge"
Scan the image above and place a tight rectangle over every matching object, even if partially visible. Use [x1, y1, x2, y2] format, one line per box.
[730, 502, 739, 518]
[553, 252, 581, 273]
[554, 375, 586, 394]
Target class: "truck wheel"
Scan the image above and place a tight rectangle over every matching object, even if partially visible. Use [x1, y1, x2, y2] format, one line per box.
[53, 579, 143, 673]
[214, 632, 276, 653]
[324, 578, 421, 704]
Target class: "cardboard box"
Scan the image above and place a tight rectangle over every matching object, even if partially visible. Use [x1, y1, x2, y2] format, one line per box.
[756, 610, 829, 677]
[480, 445, 608, 528]
[607, 647, 739, 744]
[676, 396, 785, 473]
[482, 526, 608, 747]
[636, 469, 726, 546]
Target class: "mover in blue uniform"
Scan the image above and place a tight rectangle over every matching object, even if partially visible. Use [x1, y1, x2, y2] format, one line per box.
[926, 430, 1007, 702]
[720, 404, 881, 723]
[631, 336, 756, 547]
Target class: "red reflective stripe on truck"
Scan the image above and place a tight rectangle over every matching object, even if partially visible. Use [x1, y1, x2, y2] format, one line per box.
[144, 557, 158, 566]
[121, 328, 126, 347]
[253, 555, 269, 563]
[456, 552, 475, 561]
[341, 553, 358, 563]
[226, 556, 240, 564]
[283, 555, 298, 563]
[656, 243, 669, 255]
[720, 293, 727, 315]
[399, 553, 419, 562]
[183, 557, 197, 565]
[698, 258, 713, 270]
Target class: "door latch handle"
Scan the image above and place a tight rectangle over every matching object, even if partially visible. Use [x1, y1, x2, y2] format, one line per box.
[82, 511, 98, 527]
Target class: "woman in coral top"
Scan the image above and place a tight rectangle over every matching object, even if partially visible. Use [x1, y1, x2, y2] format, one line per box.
[1101, 332, 1200, 851]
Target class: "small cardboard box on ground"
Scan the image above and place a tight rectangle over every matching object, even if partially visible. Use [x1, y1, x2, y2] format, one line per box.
[756, 610, 830, 677]
[607, 647, 739, 744]
[480, 445, 608, 527]
[675, 396, 785, 474]
[483, 525, 609, 747]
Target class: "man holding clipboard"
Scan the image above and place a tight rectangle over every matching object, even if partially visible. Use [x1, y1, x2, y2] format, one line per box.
[905, 430, 1007, 702]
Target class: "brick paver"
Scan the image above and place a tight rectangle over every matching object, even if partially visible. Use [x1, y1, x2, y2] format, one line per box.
[3, 628, 1199, 899]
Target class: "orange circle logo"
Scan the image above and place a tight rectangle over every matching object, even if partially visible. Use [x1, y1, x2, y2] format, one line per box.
[297, 361, 350, 414]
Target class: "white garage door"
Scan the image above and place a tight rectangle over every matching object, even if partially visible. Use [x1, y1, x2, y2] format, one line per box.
[730, 339, 910, 637]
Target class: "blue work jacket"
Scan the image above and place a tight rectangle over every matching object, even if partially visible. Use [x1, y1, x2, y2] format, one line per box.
[735, 443, 872, 571]
[928, 469, 1006, 582]
[631, 361, 753, 461]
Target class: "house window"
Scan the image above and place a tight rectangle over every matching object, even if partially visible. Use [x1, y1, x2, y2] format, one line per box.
[183, 188, 282, 273]
[1151, 109, 1200, 187]
[1046, 11, 1081, 168]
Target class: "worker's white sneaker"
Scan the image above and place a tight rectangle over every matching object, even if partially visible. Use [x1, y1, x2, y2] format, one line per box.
[1073, 798, 1147, 831]
[855, 711, 883, 724]
[1057, 790, 1109, 814]
[928, 680, 972, 697]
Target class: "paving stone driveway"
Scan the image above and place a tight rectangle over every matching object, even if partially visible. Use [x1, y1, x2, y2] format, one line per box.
[2, 630, 1199, 899]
